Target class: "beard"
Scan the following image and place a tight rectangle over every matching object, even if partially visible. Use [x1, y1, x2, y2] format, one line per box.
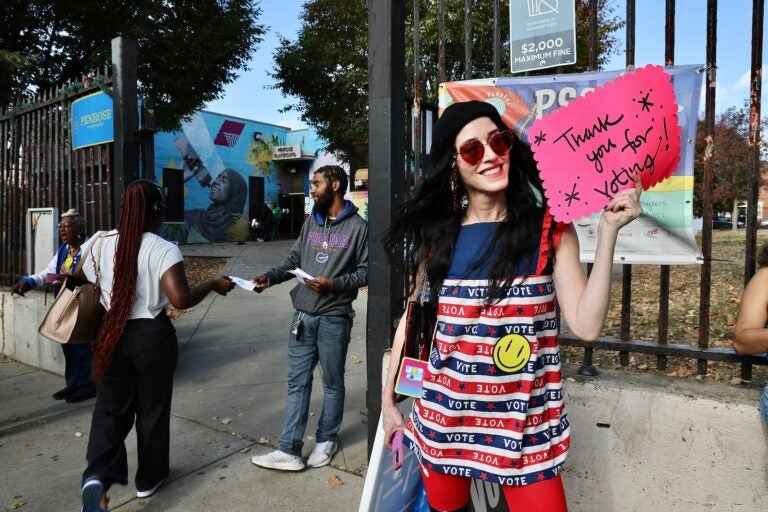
[313, 190, 334, 215]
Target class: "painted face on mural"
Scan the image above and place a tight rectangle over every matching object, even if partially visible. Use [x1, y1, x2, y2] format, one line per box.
[310, 171, 335, 215]
[209, 172, 231, 204]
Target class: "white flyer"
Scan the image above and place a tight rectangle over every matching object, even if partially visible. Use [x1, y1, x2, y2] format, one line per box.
[229, 276, 257, 291]
[287, 268, 315, 284]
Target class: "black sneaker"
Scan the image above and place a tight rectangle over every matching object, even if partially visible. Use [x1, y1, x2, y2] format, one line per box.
[66, 387, 97, 403]
[52, 385, 78, 400]
[136, 479, 165, 499]
[81, 478, 108, 512]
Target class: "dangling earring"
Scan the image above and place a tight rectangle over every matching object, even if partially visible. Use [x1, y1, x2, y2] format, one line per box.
[450, 162, 460, 212]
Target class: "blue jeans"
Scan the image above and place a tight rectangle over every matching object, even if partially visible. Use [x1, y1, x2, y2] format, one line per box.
[761, 384, 768, 425]
[279, 311, 353, 456]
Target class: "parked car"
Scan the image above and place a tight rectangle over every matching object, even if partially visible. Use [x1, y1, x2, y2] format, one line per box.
[712, 217, 732, 230]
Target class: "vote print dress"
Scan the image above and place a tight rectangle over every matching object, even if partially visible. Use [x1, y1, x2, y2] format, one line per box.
[403, 214, 568, 487]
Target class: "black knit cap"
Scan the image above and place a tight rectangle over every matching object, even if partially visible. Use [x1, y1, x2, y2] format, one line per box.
[428, 100, 509, 176]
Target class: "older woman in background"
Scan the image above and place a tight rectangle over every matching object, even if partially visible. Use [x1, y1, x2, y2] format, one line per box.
[11, 208, 96, 403]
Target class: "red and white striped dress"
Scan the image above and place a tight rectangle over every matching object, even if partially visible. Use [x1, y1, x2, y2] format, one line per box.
[404, 213, 568, 487]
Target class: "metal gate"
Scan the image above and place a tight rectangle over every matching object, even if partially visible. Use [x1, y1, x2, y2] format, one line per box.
[0, 71, 114, 285]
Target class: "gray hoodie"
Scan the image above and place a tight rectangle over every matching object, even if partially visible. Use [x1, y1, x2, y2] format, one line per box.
[265, 200, 368, 316]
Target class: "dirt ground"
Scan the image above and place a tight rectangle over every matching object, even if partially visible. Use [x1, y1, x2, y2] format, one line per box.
[562, 229, 768, 388]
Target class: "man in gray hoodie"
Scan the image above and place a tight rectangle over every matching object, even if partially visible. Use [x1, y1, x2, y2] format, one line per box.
[249, 165, 368, 471]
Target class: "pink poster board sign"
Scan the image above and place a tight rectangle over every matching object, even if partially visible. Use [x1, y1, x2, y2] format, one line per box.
[528, 64, 682, 223]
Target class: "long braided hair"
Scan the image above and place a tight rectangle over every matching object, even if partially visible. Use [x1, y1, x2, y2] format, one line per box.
[92, 180, 162, 381]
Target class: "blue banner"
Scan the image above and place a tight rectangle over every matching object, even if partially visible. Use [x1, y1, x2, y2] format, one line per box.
[71, 92, 114, 150]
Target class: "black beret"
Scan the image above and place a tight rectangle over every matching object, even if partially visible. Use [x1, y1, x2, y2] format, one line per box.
[428, 100, 509, 175]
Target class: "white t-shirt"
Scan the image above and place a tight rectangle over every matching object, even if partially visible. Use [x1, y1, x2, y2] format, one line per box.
[81, 230, 184, 319]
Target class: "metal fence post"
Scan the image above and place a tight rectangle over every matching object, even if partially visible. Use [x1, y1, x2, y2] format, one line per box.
[111, 36, 140, 226]
[366, 0, 406, 458]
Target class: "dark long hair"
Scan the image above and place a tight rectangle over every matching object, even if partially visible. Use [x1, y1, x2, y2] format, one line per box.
[383, 133, 553, 305]
[92, 180, 162, 381]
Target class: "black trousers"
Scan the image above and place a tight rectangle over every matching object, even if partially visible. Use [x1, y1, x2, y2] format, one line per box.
[83, 312, 178, 490]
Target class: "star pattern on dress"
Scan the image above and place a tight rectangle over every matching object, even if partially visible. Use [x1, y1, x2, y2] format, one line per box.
[436, 393, 444, 403]
[429, 430, 437, 439]
[529, 435, 539, 444]
[537, 472, 546, 482]
[446, 324, 455, 334]
[516, 382, 524, 390]
[458, 383, 465, 391]
[451, 287, 460, 295]
[516, 306, 524, 314]
[480, 472, 489, 481]
[457, 417, 465, 424]
[488, 326, 497, 336]
[486, 402, 496, 411]
[484, 435, 494, 444]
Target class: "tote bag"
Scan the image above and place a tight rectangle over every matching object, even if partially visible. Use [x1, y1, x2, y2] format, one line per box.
[38, 233, 106, 344]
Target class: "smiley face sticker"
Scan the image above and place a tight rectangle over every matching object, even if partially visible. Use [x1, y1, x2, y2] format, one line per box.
[492, 334, 532, 373]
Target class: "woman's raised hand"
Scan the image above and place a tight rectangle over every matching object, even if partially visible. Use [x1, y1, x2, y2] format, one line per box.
[600, 171, 643, 231]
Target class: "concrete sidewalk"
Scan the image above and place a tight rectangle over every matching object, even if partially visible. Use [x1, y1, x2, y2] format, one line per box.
[0, 240, 369, 512]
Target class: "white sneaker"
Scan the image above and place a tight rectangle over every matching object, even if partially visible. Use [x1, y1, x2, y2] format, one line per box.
[251, 449, 305, 471]
[307, 440, 338, 468]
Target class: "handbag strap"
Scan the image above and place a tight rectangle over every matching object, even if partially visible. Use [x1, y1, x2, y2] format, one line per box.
[73, 231, 106, 286]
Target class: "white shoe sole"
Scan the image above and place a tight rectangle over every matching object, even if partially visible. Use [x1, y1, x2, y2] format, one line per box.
[136, 479, 164, 499]
[250, 456, 304, 471]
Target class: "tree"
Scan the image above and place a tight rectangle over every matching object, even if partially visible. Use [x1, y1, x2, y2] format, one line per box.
[0, 0, 265, 130]
[271, 0, 624, 168]
[693, 104, 768, 225]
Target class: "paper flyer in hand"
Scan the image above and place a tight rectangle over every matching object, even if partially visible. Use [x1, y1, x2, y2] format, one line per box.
[229, 276, 257, 291]
[288, 268, 315, 285]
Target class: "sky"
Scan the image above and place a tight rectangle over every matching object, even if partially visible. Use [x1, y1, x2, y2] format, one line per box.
[204, 0, 766, 127]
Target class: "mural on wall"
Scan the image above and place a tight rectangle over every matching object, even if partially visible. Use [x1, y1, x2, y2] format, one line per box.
[155, 112, 293, 243]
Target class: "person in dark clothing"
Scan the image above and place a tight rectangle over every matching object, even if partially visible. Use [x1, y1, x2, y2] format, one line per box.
[78, 180, 234, 512]
[249, 165, 368, 471]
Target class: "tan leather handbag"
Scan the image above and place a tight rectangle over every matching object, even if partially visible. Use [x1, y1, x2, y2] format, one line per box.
[38, 233, 106, 344]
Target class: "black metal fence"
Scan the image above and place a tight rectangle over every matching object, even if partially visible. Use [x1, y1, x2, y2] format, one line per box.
[367, 0, 767, 449]
[0, 70, 115, 285]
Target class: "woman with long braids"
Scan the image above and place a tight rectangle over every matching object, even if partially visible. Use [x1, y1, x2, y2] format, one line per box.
[381, 101, 642, 512]
[77, 180, 234, 512]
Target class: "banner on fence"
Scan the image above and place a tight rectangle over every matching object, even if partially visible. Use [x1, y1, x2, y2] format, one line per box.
[71, 91, 114, 150]
[437, 65, 704, 265]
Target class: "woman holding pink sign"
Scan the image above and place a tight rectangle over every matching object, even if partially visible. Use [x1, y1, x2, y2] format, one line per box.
[381, 100, 642, 512]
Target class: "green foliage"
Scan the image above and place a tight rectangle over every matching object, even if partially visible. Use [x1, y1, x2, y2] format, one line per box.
[0, 0, 265, 130]
[271, 0, 623, 168]
[693, 103, 768, 215]
[271, 0, 368, 169]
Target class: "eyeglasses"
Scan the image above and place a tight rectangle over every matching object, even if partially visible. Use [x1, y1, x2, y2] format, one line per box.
[456, 130, 515, 166]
